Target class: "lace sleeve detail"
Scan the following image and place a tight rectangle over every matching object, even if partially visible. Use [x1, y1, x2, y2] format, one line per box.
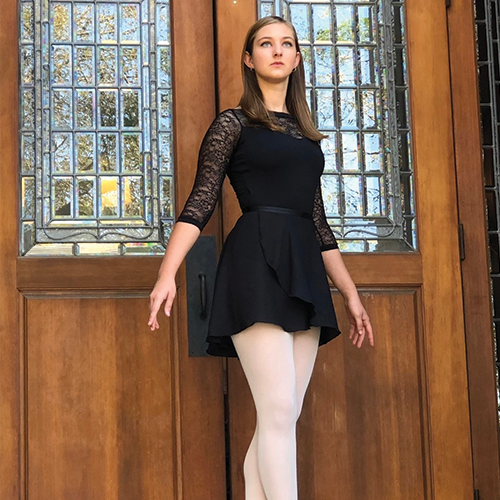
[176, 109, 241, 231]
[312, 180, 339, 251]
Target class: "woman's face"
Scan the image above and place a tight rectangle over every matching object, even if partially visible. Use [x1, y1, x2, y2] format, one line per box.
[245, 22, 300, 83]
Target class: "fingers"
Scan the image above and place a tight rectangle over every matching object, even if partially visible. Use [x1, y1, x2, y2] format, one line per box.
[349, 321, 363, 348]
[349, 313, 362, 347]
[148, 284, 177, 330]
[355, 314, 364, 338]
[148, 296, 162, 319]
[149, 317, 160, 331]
[148, 310, 160, 331]
[164, 290, 176, 317]
[365, 316, 375, 346]
[351, 312, 374, 349]
[354, 330, 364, 348]
[349, 322, 356, 340]
[148, 293, 165, 330]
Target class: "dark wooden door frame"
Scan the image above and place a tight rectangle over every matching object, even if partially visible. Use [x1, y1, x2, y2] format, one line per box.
[0, 0, 21, 495]
[447, 0, 500, 498]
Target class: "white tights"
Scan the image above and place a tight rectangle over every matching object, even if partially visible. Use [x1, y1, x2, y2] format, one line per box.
[231, 322, 321, 500]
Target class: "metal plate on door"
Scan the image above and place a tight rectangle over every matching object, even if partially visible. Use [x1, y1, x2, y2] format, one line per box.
[185, 235, 217, 357]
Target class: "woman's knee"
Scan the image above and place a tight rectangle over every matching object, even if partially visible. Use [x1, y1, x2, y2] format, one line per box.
[256, 394, 298, 430]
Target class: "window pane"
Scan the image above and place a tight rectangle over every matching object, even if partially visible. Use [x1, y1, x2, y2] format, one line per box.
[259, 0, 416, 252]
[19, 0, 174, 256]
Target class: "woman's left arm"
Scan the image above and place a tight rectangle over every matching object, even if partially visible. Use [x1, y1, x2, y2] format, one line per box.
[311, 179, 374, 348]
[322, 248, 375, 348]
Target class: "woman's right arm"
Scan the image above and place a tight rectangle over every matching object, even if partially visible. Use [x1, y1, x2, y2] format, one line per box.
[148, 109, 241, 330]
[148, 221, 200, 330]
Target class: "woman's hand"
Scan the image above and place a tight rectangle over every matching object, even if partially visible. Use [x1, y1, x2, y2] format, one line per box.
[344, 294, 374, 348]
[148, 276, 177, 331]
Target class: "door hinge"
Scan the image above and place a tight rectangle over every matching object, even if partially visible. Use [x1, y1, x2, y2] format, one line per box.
[474, 489, 480, 500]
[445, 0, 451, 7]
[458, 223, 465, 260]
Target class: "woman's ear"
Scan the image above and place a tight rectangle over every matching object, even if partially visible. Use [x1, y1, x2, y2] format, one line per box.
[244, 51, 253, 70]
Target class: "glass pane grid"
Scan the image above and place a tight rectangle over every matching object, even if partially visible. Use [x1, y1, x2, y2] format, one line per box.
[259, 0, 416, 252]
[19, 0, 174, 256]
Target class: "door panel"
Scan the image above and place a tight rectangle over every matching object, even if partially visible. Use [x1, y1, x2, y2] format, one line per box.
[1, 0, 227, 498]
[25, 296, 176, 498]
[214, 1, 474, 498]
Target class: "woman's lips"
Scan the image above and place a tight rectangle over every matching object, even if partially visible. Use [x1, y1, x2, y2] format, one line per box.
[271, 62, 284, 66]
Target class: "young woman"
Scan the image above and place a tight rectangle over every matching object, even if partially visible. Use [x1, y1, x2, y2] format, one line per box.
[148, 15, 374, 500]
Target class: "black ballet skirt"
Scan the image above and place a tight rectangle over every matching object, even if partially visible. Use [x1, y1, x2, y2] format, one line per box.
[176, 108, 342, 358]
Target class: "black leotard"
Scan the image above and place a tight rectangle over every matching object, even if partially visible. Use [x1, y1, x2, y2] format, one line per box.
[177, 108, 341, 357]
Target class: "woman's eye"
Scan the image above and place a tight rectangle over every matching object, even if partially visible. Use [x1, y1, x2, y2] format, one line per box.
[260, 41, 293, 47]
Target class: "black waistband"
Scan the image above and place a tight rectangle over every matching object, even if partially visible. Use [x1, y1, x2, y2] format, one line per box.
[242, 205, 312, 220]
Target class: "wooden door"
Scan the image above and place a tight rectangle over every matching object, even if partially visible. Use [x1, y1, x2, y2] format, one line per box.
[0, 0, 227, 498]
[215, 1, 475, 499]
[447, 0, 500, 498]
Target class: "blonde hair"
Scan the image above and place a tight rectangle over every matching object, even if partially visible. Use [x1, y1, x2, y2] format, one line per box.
[237, 16, 327, 142]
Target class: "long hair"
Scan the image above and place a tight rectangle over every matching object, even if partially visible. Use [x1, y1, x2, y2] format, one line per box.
[237, 16, 328, 142]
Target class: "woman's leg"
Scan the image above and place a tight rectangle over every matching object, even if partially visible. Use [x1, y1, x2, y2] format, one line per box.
[292, 326, 321, 419]
[241, 418, 265, 499]
[231, 323, 321, 500]
[232, 322, 298, 500]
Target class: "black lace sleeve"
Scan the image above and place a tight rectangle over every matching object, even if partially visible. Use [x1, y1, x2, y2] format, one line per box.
[176, 109, 241, 231]
[312, 180, 339, 251]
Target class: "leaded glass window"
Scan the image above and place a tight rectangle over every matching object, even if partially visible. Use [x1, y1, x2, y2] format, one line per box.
[259, 0, 416, 252]
[19, 0, 173, 255]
